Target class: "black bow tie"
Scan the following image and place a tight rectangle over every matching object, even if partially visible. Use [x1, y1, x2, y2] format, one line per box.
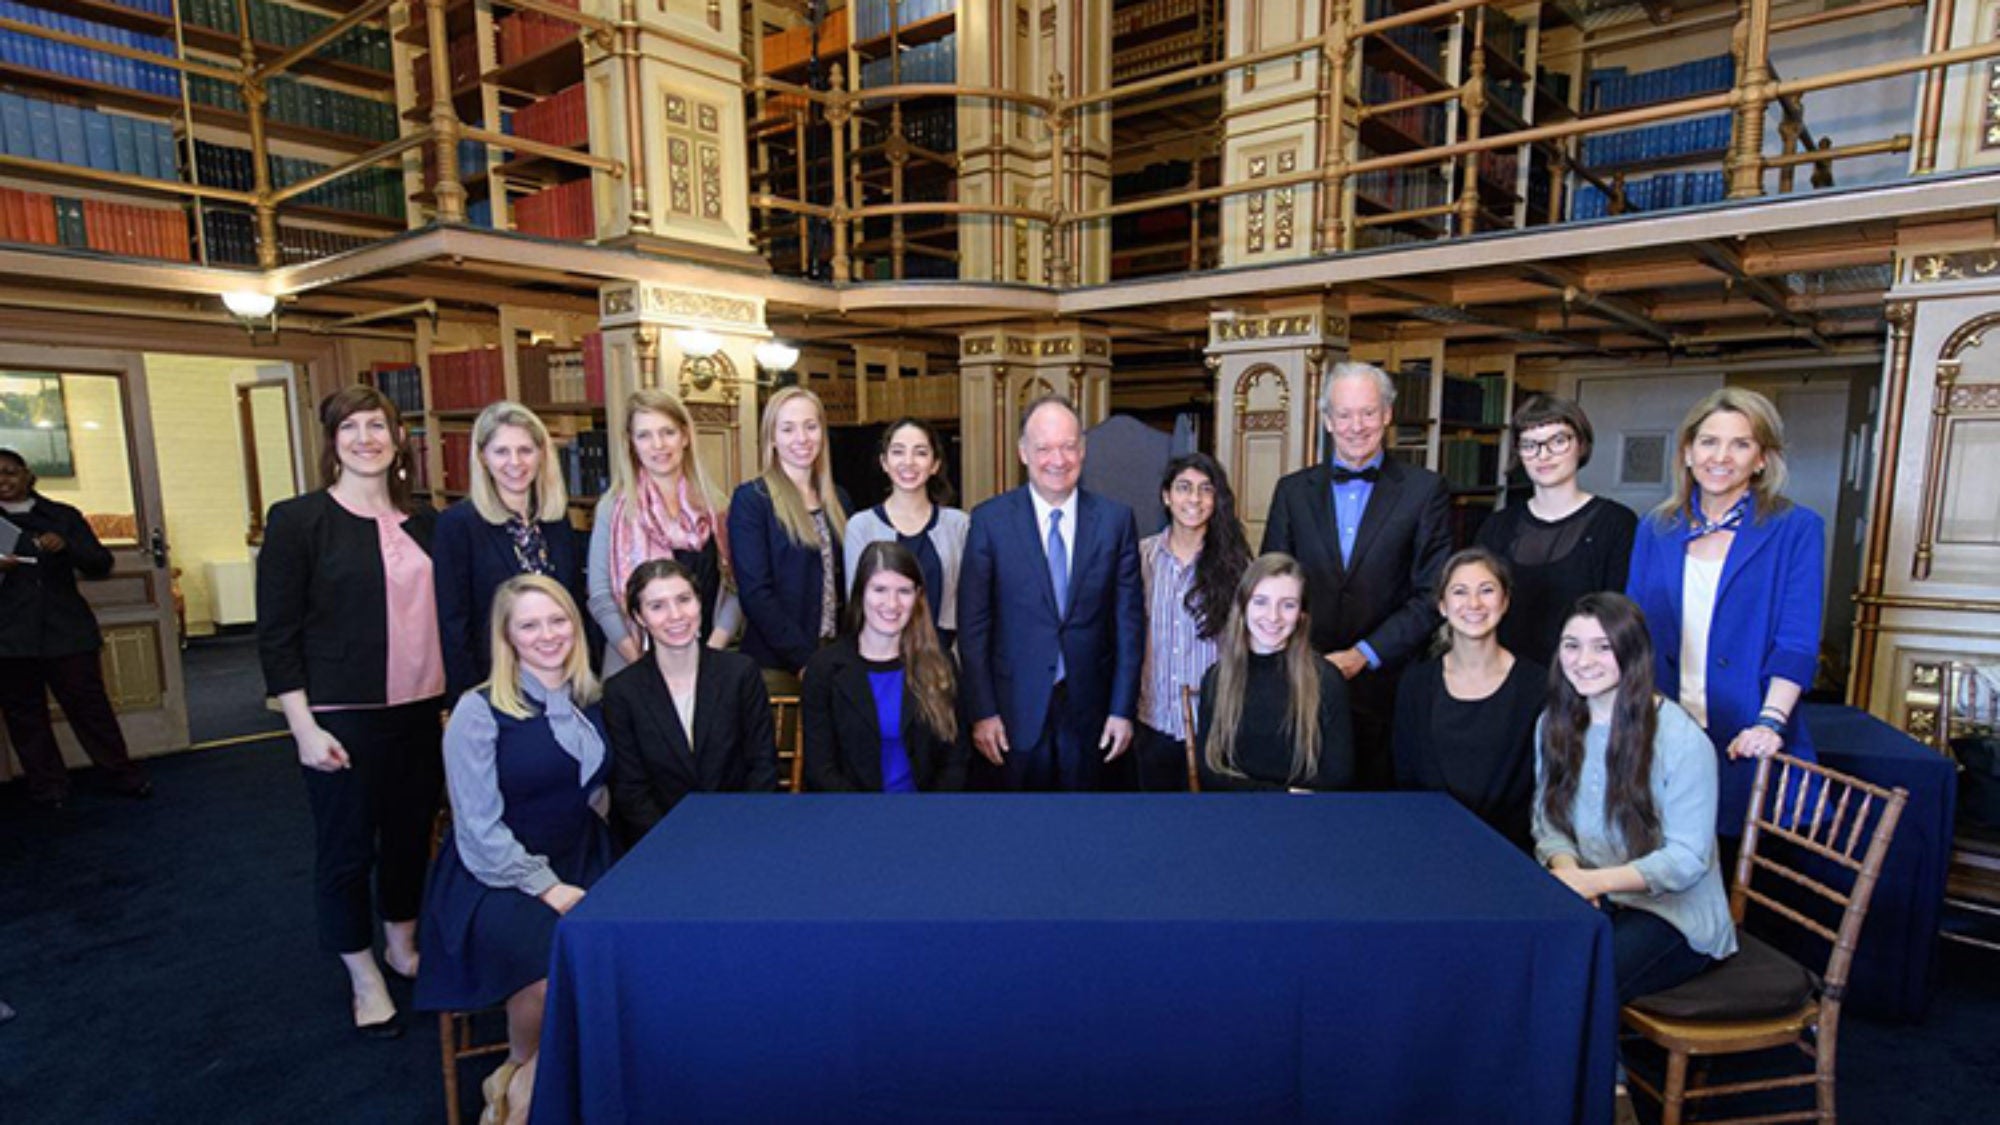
[1331, 466, 1380, 484]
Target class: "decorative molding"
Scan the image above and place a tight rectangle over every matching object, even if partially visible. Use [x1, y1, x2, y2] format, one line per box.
[687, 401, 737, 426]
[1913, 309, 2000, 578]
[964, 336, 997, 357]
[1240, 409, 1288, 432]
[1211, 314, 1323, 343]
[1906, 249, 2000, 284]
[1232, 363, 1291, 417]
[599, 282, 759, 328]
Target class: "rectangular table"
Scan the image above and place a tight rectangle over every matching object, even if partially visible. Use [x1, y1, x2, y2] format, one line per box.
[1797, 703, 1958, 1022]
[533, 794, 1616, 1124]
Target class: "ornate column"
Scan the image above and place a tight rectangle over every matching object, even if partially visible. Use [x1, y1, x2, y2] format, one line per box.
[597, 280, 768, 486]
[1221, 0, 1331, 266]
[587, 0, 764, 269]
[1205, 297, 1349, 543]
[957, 321, 1112, 505]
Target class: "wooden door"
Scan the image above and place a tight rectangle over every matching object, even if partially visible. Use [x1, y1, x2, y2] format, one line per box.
[0, 345, 188, 771]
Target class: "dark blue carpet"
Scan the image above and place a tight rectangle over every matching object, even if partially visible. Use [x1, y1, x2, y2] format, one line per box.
[180, 633, 287, 747]
[1, 744, 1996, 1123]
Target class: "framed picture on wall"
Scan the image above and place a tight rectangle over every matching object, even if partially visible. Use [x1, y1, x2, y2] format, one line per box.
[0, 371, 73, 477]
[1620, 432, 1668, 487]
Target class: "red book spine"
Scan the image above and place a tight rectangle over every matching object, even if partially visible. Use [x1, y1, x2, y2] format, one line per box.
[582, 331, 603, 404]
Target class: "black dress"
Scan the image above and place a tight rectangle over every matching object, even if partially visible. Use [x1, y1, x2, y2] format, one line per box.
[1474, 497, 1638, 668]
[1196, 652, 1355, 792]
[1391, 656, 1545, 850]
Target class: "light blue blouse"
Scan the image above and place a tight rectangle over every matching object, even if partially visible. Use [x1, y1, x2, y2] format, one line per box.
[1532, 699, 1739, 960]
[442, 675, 607, 896]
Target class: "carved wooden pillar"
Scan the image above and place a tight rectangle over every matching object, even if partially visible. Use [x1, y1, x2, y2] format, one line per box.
[1221, 0, 1330, 266]
[958, 322, 1112, 505]
[1206, 297, 1349, 544]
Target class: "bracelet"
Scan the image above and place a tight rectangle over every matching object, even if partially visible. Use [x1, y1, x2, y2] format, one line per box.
[1753, 715, 1787, 735]
[1759, 704, 1789, 720]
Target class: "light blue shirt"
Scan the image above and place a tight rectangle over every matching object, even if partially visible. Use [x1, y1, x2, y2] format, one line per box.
[1532, 699, 1739, 961]
[1328, 453, 1385, 669]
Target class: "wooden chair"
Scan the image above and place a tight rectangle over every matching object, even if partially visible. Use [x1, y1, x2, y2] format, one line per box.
[1620, 753, 1908, 1125]
[769, 693, 806, 793]
[430, 808, 511, 1125]
[1179, 685, 1201, 793]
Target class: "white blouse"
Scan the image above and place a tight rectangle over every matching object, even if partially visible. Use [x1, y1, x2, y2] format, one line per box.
[1678, 554, 1724, 728]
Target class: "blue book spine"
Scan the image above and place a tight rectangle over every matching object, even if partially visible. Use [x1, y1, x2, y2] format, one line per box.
[84, 109, 116, 170]
[0, 93, 28, 157]
[110, 113, 138, 174]
[133, 118, 159, 178]
[25, 97, 58, 162]
[156, 124, 179, 181]
[53, 102, 87, 166]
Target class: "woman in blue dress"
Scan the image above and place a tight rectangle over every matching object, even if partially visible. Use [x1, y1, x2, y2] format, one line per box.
[416, 574, 612, 1125]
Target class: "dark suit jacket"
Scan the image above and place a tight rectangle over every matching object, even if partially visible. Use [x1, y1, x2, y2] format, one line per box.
[256, 490, 438, 706]
[801, 635, 968, 792]
[602, 646, 778, 844]
[431, 500, 590, 698]
[1260, 457, 1451, 711]
[0, 493, 115, 659]
[727, 478, 853, 673]
[958, 486, 1145, 747]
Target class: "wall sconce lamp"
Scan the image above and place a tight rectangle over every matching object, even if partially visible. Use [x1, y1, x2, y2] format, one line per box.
[754, 340, 800, 383]
[222, 290, 279, 341]
[675, 329, 726, 391]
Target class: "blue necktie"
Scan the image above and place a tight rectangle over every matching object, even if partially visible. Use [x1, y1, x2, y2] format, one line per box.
[1048, 509, 1068, 682]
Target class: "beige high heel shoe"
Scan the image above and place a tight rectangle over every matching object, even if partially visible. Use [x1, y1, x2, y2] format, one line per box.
[479, 1059, 521, 1125]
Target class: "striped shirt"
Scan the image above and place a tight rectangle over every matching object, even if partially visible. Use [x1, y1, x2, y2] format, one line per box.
[1138, 533, 1219, 738]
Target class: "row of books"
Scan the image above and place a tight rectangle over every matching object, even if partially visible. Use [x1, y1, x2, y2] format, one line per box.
[512, 84, 588, 151]
[439, 431, 474, 494]
[1354, 160, 1449, 214]
[1111, 0, 1203, 39]
[430, 347, 506, 411]
[1361, 70, 1448, 147]
[498, 0, 583, 68]
[421, 138, 490, 200]
[1390, 362, 1434, 424]
[269, 222, 372, 264]
[405, 432, 433, 493]
[1364, 0, 1444, 74]
[186, 73, 398, 143]
[557, 430, 612, 500]
[1571, 170, 1726, 219]
[1489, 77, 1526, 124]
[1439, 373, 1505, 426]
[1587, 55, 1733, 115]
[411, 34, 481, 104]
[1579, 112, 1730, 170]
[1483, 6, 1527, 75]
[183, 0, 393, 74]
[513, 179, 594, 241]
[518, 343, 604, 406]
[763, 7, 848, 72]
[1113, 159, 1195, 199]
[853, 0, 954, 43]
[0, 2, 181, 98]
[0, 186, 191, 262]
[369, 363, 425, 417]
[194, 141, 405, 220]
[859, 35, 956, 88]
[1477, 150, 1519, 197]
[1537, 67, 1573, 110]
[1439, 436, 1500, 490]
[201, 206, 258, 264]
[0, 93, 179, 181]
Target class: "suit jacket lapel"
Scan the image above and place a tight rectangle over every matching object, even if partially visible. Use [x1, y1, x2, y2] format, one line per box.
[1064, 493, 1107, 621]
[1299, 464, 1347, 580]
[1014, 488, 1062, 618]
[1717, 502, 1778, 604]
[485, 517, 519, 576]
[1346, 459, 1403, 576]
[639, 663, 697, 779]
[689, 647, 729, 769]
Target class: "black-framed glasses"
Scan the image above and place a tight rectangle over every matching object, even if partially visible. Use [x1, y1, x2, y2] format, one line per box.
[1516, 431, 1576, 459]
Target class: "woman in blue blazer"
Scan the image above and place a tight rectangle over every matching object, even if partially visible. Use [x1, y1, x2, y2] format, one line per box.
[1625, 387, 1823, 838]
[433, 402, 589, 700]
[727, 387, 851, 688]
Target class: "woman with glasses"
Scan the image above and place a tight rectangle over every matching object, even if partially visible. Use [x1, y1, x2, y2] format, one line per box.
[1476, 396, 1637, 668]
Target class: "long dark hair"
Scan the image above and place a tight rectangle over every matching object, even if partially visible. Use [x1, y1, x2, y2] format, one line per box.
[319, 384, 418, 513]
[1160, 452, 1251, 640]
[1205, 554, 1322, 784]
[623, 557, 701, 650]
[878, 417, 955, 506]
[844, 541, 957, 741]
[1540, 592, 1662, 857]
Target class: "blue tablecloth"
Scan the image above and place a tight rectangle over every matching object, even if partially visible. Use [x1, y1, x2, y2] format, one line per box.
[1795, 703, 1957, 1022]
[532, 794, 1616, 1124]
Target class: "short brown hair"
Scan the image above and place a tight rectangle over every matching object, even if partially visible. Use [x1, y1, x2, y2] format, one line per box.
[1509, 395, 1595, 468]
[318, 384, 418, 513]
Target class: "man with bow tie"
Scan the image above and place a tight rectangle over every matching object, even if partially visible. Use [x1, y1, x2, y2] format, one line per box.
[1262, 362, 1451, 788]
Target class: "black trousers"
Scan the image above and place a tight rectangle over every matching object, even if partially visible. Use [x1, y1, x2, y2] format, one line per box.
[0, 651, 146, 801]
[300, 700, 444, 954]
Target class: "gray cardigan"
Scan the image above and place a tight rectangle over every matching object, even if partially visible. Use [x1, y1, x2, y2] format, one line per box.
[841, 504, 969, 631]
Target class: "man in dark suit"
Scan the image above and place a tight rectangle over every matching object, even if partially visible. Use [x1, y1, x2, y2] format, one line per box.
[960, 395, 1145, 791]
[1262, 363, 1451, 788]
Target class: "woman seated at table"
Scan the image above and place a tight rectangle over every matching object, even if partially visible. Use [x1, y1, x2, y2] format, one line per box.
[1392, 547, 1544, 850]
[1533, 591, 1736, 1004]
[604, 559, 777, 844]
[1196, 554, 1354, 792]
[803, 542, 968, 792]
[414, 575, 613, 1125]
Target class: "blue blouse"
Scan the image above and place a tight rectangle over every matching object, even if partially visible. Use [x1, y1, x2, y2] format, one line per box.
[866, 659, 917, 794]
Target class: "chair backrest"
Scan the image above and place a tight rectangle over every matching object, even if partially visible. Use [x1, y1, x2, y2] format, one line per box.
[769, 693, 806, 793]
[1732, 753, 1909, 1004]
[1179, 684, 1201, 793]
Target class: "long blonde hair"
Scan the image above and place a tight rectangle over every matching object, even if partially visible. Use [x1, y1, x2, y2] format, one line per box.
[468, 401, 569, 523]
[1204, 554, 1322, 784]
[758, 386, 847, 546]
[485, 574, 601, 718]
[1654, 387, 1793, 524]
[604, 388, 725, 518]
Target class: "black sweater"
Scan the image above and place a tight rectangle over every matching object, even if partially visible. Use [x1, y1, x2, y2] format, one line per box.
[0, 494, 115, 658]
[1196, 652, 1355, 792]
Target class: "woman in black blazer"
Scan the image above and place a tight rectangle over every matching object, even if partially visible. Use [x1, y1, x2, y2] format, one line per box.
[803, 542, 967, 792]
[432, 400, 588, 699]
[603, 558, 777, 845]
[256, 385, 444, 1038]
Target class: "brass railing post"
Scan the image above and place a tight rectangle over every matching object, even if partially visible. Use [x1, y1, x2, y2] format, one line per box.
[425, 0, 467, 222]
[1048, 71, 1072, 287]
[237, 0, 280, 267]
[1727, 0, 1774, 199]
[1912, 0, 1955, 173]
[889, 103, 908, 280]
[1318, 8, 1351, 254]
[1457, 9, 1486, 236]
[619, 1, 653, 235]
[828, 63, 852, 282]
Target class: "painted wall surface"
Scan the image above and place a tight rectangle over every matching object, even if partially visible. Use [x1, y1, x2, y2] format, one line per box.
[33, 373, 135, 531]
[1569, 371, 1724, 517]
[143, 355, 289, 635]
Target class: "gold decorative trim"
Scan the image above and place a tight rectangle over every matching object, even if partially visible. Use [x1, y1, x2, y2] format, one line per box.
[1240, 410, 1288, 432]
[1856, 593, 2000, 614]
[1851, 298, 1917, 705]
[1232, 363, 1291, 416]
[965, 336, 997, 357]
[1907, 249, 2000, 284]
[1212, 314, 1320, 343]
[687, 401, 737, 426]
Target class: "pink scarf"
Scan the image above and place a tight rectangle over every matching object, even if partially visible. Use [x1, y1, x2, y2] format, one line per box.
[607, 476, 729, 606]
